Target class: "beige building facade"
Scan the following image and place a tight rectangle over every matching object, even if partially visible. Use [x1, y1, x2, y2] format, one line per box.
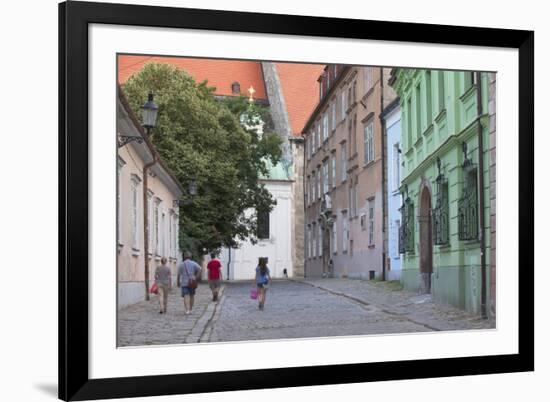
[303, 65, 396, 279]
[117, 91, 184, 309]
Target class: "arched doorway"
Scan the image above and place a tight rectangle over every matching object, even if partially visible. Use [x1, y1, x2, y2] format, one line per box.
[419, 185, 433, 293]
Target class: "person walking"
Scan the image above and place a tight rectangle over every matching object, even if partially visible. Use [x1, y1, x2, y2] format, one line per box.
[177, 251, 202, 315]
[154, 257, 172, 314]
[254, 257, 271, 310]
[207, 252, 223, 302]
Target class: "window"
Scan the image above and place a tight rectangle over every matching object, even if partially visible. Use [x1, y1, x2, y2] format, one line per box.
[364, 67, 373, 92]
[350, 115, 357, 158]
[154, 198, 161, 256]
[426, 71, 432, 124]
[464, 71, 474, 91]
[323, 113, 329, 142]
[342, 212, 349, 252]
[341, 144, 347, 182]
[257, 209, 270, 240]
[331, 102, 336, 131]
[305, 176, 310, 206]
[172, 212, 178, 258]
[352, 81, 357, 103]
[130, 175, 141, 251]
[161, 211, 166, 257]
[458, 143, 478, 241]
[312, 223, 317, 258]
[331, 153, 337, 188]
[364, 121, 374, 164]
[415, 84, 422, 137]
[398, 195, 415, 253]
[391, 142, 401, 191]
[307, 225, 312, 258]
[317, 170, 321, 200]
[322, 160, 329, 194]
[368, 198, 375, 246]
[317, 124, 321, 150]
[438, 70, 445, 112]
[341, 90, 346, 120]
[406, 97, 412, 148]
[332, 218, 338, 254]
[433, 169, 449, 245]
[318, 223, 323, 257]
[147, 191, 153, 253]
[311, 173, 315, 204]
[311, 126, 316, 152]
[117, 158, 125, 245]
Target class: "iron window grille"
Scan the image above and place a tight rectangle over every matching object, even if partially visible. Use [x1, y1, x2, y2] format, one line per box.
[458, 142, 479, 241]
[432, 157, 449, 245]
[398, 185, 415, 253]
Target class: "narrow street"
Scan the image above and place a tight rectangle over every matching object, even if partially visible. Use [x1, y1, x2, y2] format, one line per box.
[118, 278, 494, 346]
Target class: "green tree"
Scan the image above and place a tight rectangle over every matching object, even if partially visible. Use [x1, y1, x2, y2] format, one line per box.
[123, 62, 282, 258]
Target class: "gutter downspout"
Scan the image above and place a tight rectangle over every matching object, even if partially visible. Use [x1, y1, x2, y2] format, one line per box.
[143, 154, 157, 301]
[302, 134, 308, 278]
[227, 247, 231, 281]
[476, 71, 488, 319]
[380, 67, 387, 281]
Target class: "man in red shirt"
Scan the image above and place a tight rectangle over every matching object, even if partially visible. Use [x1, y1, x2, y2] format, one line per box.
[207, 252, 223, 301]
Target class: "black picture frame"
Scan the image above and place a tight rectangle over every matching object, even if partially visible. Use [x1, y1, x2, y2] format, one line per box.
[59, 1, 534, 400]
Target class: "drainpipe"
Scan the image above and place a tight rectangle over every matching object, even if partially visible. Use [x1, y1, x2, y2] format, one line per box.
[476, 71, 487, 319]
[227, 246, 231, 280]
[379, 67, 387, 281]
[302, 133, 308, 278]
[143, 155, 157, 301]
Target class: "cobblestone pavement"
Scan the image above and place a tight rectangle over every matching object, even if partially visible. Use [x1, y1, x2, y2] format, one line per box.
[118, 278, 494, 346]
[206, 278, 494, 343]
[118, 283, 222, 346]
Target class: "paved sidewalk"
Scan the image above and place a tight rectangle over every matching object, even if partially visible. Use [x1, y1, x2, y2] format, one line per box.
[118, 283, 223, 346]
[297, 278, 495, 331]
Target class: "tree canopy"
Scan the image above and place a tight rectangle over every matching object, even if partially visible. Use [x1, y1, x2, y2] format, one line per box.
[123, 62, 282, 258]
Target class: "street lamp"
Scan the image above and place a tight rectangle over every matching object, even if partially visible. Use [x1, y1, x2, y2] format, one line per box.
[118, 91, 158, 147]
[141, 92, 158, 132]
[173, 177, 198, 207]
[141, 91, 158, 301]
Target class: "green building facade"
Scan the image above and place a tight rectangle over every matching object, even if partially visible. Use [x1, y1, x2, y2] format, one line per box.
[390, 69, 492, 316]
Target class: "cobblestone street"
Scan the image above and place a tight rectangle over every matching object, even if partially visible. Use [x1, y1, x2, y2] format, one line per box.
[118, 278, 494, 346]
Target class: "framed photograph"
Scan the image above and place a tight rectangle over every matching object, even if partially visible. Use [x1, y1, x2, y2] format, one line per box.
[59, 1, 534, 400]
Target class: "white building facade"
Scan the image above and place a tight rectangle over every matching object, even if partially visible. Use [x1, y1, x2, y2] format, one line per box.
[219, 179, 293, 280]
[383, 102, 402, 280]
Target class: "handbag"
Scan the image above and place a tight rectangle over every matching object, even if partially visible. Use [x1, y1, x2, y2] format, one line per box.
[184, 261, 198, 289]
[250, 288, 258, 300]
[150, 283, 158, 294]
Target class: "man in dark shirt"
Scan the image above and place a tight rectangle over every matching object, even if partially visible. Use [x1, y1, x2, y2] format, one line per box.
[177, 251, 201, 315]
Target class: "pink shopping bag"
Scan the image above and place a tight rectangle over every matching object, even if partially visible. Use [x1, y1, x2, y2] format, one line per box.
[250, 288, 258, 300]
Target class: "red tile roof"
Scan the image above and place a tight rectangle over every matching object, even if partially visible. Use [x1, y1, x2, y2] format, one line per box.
[117, 55, 323, 136]
[275, 63, 324, 135]
[118, 55, 268, 100]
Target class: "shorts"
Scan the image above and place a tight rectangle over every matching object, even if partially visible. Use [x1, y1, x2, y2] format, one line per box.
[256, 282, 268, 289]
[209, 279, 221, 290]
[181, 286, 196, 296]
